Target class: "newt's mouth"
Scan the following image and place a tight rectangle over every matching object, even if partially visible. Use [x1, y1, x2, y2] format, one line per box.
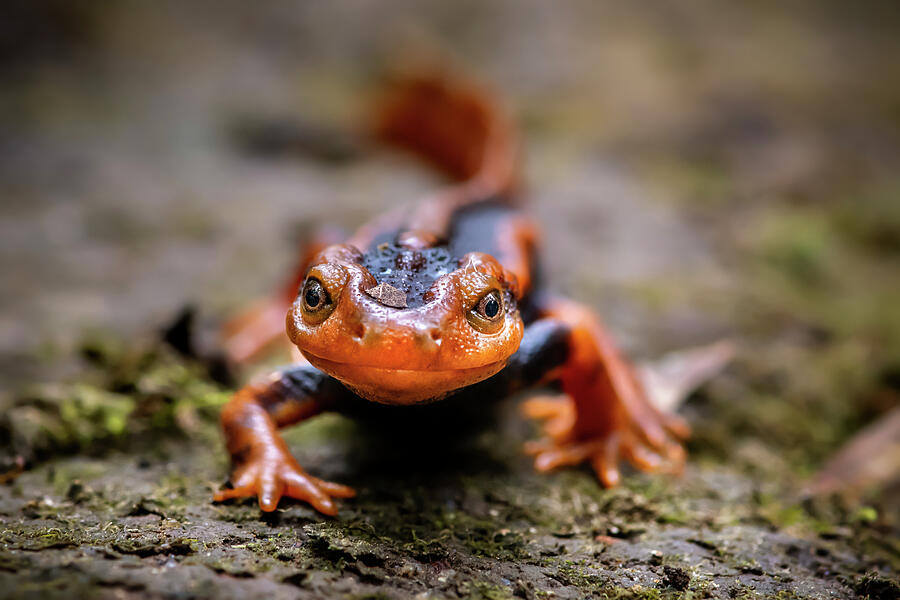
[301, 352, 507, 405]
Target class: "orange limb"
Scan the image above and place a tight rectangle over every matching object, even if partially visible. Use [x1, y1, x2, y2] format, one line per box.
[522, 298, 689, 487]
[222, 227, 343, 365]
[214, 377, 354, 514]
[493, 214, 539, 298]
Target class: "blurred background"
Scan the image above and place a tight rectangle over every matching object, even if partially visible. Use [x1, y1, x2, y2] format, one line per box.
[1, 0, 899, 514]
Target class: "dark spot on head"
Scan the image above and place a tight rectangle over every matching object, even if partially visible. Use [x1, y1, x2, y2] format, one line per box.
[396, 250, 426, 272]
[360, 242, 456, 308]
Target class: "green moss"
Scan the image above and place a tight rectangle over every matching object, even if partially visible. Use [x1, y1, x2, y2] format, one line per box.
[768, 591, 807, 600]
[552, 561, 608, 593]
[852, 506, 879, 524]
[754, 210, 833, 287]
[465, 581, 516, 600]
[5, 384, 134, 456]
[2, 344, 229, 465]
[6, 525, 83, 551]
[599, 586, 662, 600]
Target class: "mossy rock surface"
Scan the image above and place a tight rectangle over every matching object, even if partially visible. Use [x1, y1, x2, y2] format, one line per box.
[1, 344, 896, 599]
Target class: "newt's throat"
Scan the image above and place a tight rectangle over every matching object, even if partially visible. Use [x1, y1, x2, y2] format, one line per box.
[302, 351, 508, 405]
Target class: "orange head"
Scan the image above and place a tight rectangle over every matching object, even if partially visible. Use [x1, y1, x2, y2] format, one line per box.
[287, 243, 524, 405]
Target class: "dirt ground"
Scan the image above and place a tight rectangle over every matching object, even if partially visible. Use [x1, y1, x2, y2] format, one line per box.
[1, 2, 899, 598]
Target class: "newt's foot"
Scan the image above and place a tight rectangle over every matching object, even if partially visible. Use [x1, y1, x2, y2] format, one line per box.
[214, 450, 355, 515]
[522, 395, 687, 487]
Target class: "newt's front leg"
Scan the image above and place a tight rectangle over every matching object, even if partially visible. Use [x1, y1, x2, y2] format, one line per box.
[215, 365, 355, 514]
[222, 227, 345, 365]
[522, 298, 690, 487]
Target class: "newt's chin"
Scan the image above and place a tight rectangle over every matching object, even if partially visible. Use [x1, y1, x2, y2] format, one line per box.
[301, 353, 507, 405]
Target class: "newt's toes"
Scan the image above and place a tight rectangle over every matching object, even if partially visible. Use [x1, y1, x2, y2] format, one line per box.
[590, 434, 623, 488]
[308, 476, 357, 498]
[522, 395, 577, 441]
[525, 425, 686, 489]
[214, 460, 355, 515]
[213, 485, 257, 503]
[521, 395, 570, 420]
[664, 414, 691, 440]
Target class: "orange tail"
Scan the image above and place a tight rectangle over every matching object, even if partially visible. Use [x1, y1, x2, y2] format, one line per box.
[372, 74, 519, 201]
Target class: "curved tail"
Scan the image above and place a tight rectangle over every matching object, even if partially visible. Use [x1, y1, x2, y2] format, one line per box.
[372, 74, 519, 202]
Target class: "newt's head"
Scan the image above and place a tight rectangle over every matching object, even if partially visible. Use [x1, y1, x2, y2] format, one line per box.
[287, 243, 524, 404]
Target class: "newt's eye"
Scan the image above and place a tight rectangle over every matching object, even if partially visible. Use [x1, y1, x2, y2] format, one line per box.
[478, 291, 502, 319]
[303, 279, 325, 309]
[467, 290, 504, 334]
[300, 278, 335, 323]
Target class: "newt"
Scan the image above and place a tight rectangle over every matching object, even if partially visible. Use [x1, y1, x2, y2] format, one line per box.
[215, 75, 731, 515]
